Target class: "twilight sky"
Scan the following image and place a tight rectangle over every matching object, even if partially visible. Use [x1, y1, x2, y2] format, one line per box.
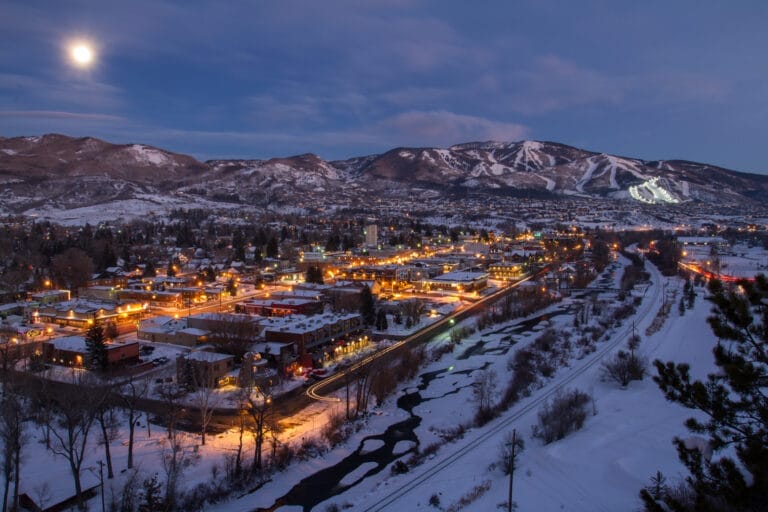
[1, 1, 766, 173]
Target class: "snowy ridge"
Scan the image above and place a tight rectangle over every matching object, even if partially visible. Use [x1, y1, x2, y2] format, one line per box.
[1, 134, 765, 216]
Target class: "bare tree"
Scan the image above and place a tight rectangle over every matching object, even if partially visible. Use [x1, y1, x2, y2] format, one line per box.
[0, 391, 27, 512]
[188, 366, 220, 446]
[156, 384, 190, 511]
[50, 248, 95, 293]
[242, 383, 275, 475]
[44, 374, 105, 510]
[472, 369, 498, 425]
[119, 376, 149, 470]
[93, 383, 119, 479]
[207, 315, 260, 362]
[399, 300, 426, 327]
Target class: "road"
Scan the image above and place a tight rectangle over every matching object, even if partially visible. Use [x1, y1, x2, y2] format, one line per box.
[305, 273, 536, 402]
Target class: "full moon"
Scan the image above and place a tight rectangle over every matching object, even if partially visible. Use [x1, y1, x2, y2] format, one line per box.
[70, 44, 94, 67]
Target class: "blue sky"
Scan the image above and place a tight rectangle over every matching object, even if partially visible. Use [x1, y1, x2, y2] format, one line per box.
[1, 1, 766, 173]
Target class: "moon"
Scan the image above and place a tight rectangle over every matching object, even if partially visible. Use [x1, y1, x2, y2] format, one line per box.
[70, 43, 94, 67]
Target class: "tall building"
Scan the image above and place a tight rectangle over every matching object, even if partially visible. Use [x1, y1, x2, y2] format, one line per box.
[364, 224, 378, 248]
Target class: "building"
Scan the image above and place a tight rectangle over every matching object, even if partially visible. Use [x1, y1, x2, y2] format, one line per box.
[488, 262, 523, 281]
[364, 224, 378, 248]
[137, 316, 209, 347]
[177, 350, 235, 387]
[35, 299, 146, 329]
[43, 336, 140, 370]
[261, 312, 363, 358]
[29, 289, 71, 305]
[235, 298, 323, 317]
[417, 270, 488, 293]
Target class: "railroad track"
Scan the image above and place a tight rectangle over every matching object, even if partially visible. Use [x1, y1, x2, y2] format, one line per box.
[361, 262, 663, 511]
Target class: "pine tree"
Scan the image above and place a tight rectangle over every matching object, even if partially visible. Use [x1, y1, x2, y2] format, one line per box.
[305, 266, 324, 285]
[265, 236, 279, 259]
[360, 285, 376, 326]
[641, 276, 768, 511]
[84, 324, 108, 372]
[139, 473, 163, 512]
[375, 310, 388, 331]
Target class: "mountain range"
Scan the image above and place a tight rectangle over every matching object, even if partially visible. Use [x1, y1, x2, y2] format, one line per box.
[1, 133, 766, 216]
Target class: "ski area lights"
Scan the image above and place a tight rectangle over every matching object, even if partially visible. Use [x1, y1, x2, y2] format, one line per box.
[628, 177, 680, 204]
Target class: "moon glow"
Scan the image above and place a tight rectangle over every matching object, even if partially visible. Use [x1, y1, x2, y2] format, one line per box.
[70, 43, 94, 67]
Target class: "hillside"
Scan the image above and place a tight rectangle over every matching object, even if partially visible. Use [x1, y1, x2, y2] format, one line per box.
[2, 134, 767, 217]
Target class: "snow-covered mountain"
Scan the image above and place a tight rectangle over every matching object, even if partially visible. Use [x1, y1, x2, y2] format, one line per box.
[1, 134, 766, 215]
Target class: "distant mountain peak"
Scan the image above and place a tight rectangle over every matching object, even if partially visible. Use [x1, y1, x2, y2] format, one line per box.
[1, 133, 766, 217]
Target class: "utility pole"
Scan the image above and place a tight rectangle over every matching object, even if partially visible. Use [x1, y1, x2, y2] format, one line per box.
[507, 429, 518, 512]
[99, 460, 105, 512]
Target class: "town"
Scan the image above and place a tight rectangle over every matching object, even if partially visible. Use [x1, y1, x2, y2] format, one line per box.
[1, 200, 767, 511]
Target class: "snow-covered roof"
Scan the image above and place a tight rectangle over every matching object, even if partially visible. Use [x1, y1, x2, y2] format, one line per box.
[185, 351, 233, 363]
[429, 271, 488, 282]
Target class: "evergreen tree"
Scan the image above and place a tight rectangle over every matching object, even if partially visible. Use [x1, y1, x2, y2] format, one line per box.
[305, 266, 324, 285]
[104, 322, 119, 341]
[85, 324, 108, 372]
[265, 236, 279, 259]
[641, 276, 768, 511]
[226, 278, 237, 297]
[375, 310, 388, 331]
[360, 285, 376, 326]
[140, 473, 164, 512]
[142, 260, 156, 278]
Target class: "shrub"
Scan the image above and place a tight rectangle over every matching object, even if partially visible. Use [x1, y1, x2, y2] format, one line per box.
[390, 460, 409, 475]
[271, 442, 294, 471]
[532, 388, 592, 444]
[601, 350, 647, 387]
[296, 437, 324, 461]
[321, 411, 352, 447]
[429, 494, 441, 507]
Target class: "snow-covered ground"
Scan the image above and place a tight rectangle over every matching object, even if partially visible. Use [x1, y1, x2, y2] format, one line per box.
[10, 260, 720, 512]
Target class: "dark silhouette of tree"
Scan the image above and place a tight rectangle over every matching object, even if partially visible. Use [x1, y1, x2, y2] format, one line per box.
[359, 285, 376, 326]
[375, 310, 388, 331]
[119, 376, 149, 470]
[642, 276, 768, 511]
[265, 235, 279, 259]
[226, 277, 238, 297]
[142, 260, 156, 278]
[43, 375, 104, 511]
[51, 248, 95, 293]
[305, 265, 324, 285]
[208, 315, 260, 362]
[85, 324, 108, 372]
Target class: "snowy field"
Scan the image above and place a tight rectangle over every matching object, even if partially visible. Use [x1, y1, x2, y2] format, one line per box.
[9, 259, 721, 512]
[681, 241, 768, 278]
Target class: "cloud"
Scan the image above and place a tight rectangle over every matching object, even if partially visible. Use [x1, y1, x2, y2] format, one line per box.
[506, 56, 626, 115]
[0, 110, 123, 121]
[379, 110, 528, 146]
[503, 55, 732, 116]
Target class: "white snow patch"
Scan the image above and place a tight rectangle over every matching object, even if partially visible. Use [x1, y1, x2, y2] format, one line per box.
[339, 462, 378, 487]
[128, 144, 175, 167]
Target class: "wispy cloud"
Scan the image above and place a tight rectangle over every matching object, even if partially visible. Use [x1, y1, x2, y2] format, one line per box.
[0, 110, 123, 121]
[379, 110, 528, 146]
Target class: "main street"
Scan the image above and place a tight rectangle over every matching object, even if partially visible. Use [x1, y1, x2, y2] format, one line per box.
[305, 273, 536, 402]
[207, 272, 540, 430]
